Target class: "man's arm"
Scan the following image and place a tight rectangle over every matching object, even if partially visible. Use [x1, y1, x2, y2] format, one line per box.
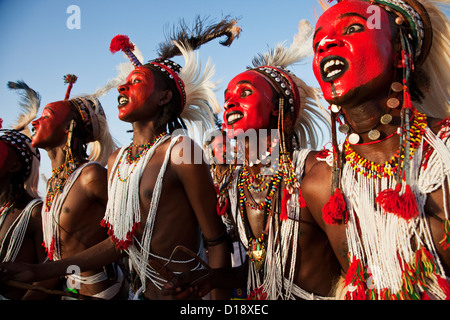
[0, 237, 122, 285]
[171, 137, 231, 299]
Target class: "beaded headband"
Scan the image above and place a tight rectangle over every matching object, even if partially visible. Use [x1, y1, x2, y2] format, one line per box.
[251, 66, 301, 120]
[0, 129, 40, 179]
[70, 96, 105, 142]
[146, 58, 187, 112]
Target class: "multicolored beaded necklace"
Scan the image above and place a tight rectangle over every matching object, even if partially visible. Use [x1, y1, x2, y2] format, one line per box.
[0, 201, 15, 219]
[238, 163, 282, 211]
[238, 159, 283, 269]
[45, 157, 83, 211]
[344, 111, 427, 180]
[117, 132, 167, 182]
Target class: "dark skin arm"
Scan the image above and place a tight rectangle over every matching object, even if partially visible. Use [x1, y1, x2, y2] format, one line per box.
[300, 160, 349, 273]
[0, 151, 124, 286]
[21, 202, 60, 300]
[170, 137, 231, 299]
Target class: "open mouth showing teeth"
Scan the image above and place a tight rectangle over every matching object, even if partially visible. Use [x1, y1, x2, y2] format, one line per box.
[118, 95, 129, 107]
[31, 126, 37, 136]
[320, 56, 348, 82]
[226, 111, 244, 125]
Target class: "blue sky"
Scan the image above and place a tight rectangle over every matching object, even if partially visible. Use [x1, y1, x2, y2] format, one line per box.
[1, 1, 447, 195]
[0, 0, 327, 194]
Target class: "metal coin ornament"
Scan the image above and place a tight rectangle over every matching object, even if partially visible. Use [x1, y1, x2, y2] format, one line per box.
[368, 129, 381, 141]
[391, 82, 403, 92]
[338, 123, 350, 134]
[387, 97, 400, 109]
[381, 114, 393, 125]
[348, 133, 360, 145]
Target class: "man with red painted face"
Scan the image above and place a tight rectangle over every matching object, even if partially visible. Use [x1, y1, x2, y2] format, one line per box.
[31, 75, 125, 300]
[0, 18, 240, 301]
[0, 81, 59, 299]
[165, 21, 339, 300]
[302, 0, 450, 299]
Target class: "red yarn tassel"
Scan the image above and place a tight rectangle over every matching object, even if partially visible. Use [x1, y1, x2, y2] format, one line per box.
[436, 275, 450, 300]
[376, 184, 402, 214]
[216, 198, 229, 216]
[298, 188, 307, 208]
[280, 188, 291, 221]
[110, 34, 142, 67]
[376, 184, 419, 220]
[63, 74, 78, 100]
[322, 188, 348, 225]
[110, 34, 135, 53]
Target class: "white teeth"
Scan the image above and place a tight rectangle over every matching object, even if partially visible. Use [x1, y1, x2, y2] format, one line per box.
[227, 114, 243, 123]
[327, 69, 342, 78]
[323, 59, 345, 75]
[119, 97, 128, 105]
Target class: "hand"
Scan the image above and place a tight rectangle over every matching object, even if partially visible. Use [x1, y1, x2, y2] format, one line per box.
[162, 269, 212, 299]
[0, 262, 37, 285]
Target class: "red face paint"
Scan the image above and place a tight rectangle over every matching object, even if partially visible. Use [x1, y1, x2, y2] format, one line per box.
[116, 67, 158, 121]
[223, 70, 276, 138]
[31, 101, 72, 148]
[313, 0, 394, 103]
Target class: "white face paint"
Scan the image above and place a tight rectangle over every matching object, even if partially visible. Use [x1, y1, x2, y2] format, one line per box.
[318, 36, 336, 48]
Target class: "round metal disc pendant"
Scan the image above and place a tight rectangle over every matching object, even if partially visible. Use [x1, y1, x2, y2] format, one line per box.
[368, 129, 381, 141]
[348, 133, 360, 145]
[387, 98, 400, 109]
[380, 114, 393, 125]
[338, 123, 350, 134]
[330, 104, 341, 113]
[391, 82, 403, 92]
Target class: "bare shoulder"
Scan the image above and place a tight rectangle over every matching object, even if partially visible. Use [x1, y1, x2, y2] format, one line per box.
[30, 200, 43, 220]
[304, 150, 321, 175]
[79, 162, 107, 185]
[170, 135, 207, 168]
[107, 148, 123, 168]
[301, 160, 332, 194]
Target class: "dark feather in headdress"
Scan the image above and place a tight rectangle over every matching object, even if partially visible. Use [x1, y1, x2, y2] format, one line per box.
[157, 15, 241, 59]
[7, 80, 41, 132]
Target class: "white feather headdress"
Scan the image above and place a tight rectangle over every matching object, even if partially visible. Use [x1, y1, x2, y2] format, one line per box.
[250, 20, 330, 149]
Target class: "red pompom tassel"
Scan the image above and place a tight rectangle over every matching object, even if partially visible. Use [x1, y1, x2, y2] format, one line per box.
[280, 188, 291, 221]
[216, 198, 229, 216]
[110, 34, 135, 54]
[322, 188, 348, 225]
[298, 188, 307, 208]
[375, 184, 419, 220]
[436, 275, 450, 300]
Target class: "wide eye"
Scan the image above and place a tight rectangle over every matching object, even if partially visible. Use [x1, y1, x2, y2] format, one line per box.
[345, 23, 364, 35]
[241, 89, 252, 98]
